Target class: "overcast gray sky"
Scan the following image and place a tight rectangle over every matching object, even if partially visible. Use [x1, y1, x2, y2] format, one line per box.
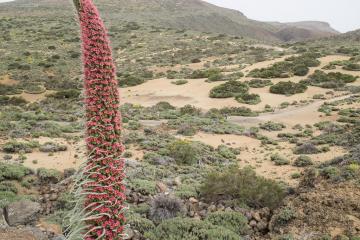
[204, 0, 360, 33]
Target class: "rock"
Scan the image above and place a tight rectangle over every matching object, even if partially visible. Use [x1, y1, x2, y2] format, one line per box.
[155, 182, 168, 193]
[123, 228, 135, 240]
[52, 235, 65, 240]
[199, 210, 207, 218]
[249, 220, 257, 227]
[64, 168, 76, 178]
[208, 204, 217, 212]
[0, 227, 47, 240]
[0, 209, 8, 228]
[252, 211, 262, 222]
[256, 221, 268, 231]
[217, 204, 225, 211]
[173, 177, 181, 186]
[49, 193, 58, 201]
[5, 200, 41, 226]
[225, 207, 232, 212]
[189, 197, 199, 204]
[245, 211, 252, 221]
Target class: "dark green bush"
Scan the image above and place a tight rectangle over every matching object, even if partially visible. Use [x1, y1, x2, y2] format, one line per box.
[48, 89, 80, 99]
[294, 143, 320, 155]
[37, 168, 63, 184]
[270, 81, 308, 96]
[205, 211, 250, 235]
[2, 140, 39, 153]
[270, 154, 290, 166]
[235, 93, 261, 105]
[247, 79, 273, 88]
[0, 96, 28, 106]
[144, 217, 241, 240]
[127, 214, 155, 234]
[0, 163, 32, 181]
[210, 81, 249, 98]
[260, 121, 286, 131]
[293, 155, 313, 167]
[0, 84, 22, 95]
[200, 166, 285, 209]
[167, 140, 198, 165]
[306, 70, 358, 89]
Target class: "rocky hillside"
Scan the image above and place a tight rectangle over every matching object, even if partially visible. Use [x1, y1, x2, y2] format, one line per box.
[1, 0, 338, 42]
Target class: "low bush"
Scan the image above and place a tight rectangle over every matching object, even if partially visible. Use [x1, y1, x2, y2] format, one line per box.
[144, 217, 241, 240]
[247, 79, 273, 88]
[205, 211, 250, 235]
[270, 81, 308, 96]
[39, 142, 67, 153]
[0, 84, 22, 95]
[200, 166, 285, 209]
[343, 63, 360, 71]
[167, 140, 198, 165]
[2, 140, 39, 153]
[128, 179, 156, 195]
[293, 155, 313, 167]
[149, 194, 184, 223]
[48, 89, 80, 99]
[0, 163, 32, 181]
[0, 96, 28, 106]
[294, 143, 320, 155]
[260, 121, 286, 131]
[306, 70, 358, 89]
[171, 79, 188, 85]
[210, 81, 249, 98]
[235, 93, 261, 105]
[270, 154, 290, 166]
[127, 213, 155, 234]
[37, 168, 63, 184]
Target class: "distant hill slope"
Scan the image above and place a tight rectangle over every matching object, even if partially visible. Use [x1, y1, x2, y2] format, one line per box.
[1, 0, 339, 42]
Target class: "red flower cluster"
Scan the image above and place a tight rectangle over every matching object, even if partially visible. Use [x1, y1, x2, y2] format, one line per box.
[76, 0, 126, 239]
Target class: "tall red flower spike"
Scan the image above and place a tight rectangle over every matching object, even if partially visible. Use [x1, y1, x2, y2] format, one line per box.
[71, 0, 126, 239]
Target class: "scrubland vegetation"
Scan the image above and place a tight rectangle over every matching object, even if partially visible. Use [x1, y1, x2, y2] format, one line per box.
[0, 0, 360, 239]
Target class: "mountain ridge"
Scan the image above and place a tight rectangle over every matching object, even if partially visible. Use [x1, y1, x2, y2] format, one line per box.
[1, 0, 339, 42]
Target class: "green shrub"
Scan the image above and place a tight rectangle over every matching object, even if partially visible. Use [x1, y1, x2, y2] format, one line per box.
[247, 79, 273, 88]
[205, 211, 250, 235]
[128, 179, 156, 195]
[175, 184, 199, 199]
[0, 96, 28, 106]
[260, 121, 286, 131]
[235, 93, 261, 105]
[144, 217, 241, 240]
[293, 155, 313, 167]
[171, 80, 188, 85]
[270, 81, 308, 96]
[127, 214, 155, 234]
[2, 140, 39, 153]
[294, 143, 320, 155]
[119, 74, 145, 87]
[306, 70, 358, 89]
[343, 63, 360, 71]
[200, 166, 285, 209]
[273, 207, 296, 225]
[0, 163, 32, 181]
[37, 168, 63, 184]
[270, 154, 290, 166]
[167, 140, 198, 165]
[0, 84, 22, 95]
[48, 89, 80, 99]
[210, 81, 249, 98]
[0, 181, 18, 194]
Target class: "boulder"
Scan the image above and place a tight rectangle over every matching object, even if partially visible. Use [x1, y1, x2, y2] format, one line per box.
[0, 227, 47, 240]
[5, 200, 41, 226]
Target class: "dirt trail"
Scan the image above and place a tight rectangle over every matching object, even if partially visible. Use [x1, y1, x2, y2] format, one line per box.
[228, 94, 352, 127]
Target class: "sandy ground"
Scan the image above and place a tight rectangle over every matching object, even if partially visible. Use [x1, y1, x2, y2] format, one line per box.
[121, 54, 359, 113]
[0, 74, 18, 85]
[0, 137, 85, 171]
[180, 132, 347, 184]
